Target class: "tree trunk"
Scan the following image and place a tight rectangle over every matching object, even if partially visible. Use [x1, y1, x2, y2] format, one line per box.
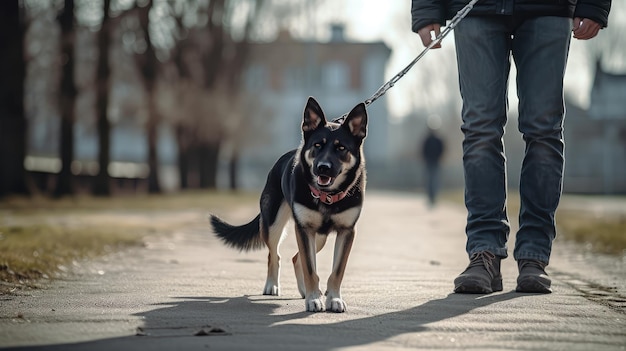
[54, 0, 77, 197]
[171, 19, 191, 191]
[197, 141, 220, 189]
[175, 125, 190, 189]
[137, 0, 160, 194]
[93, 0, 112, 196]
[228, 151, 238, 190]
[146, 104, 160, 193]
[0, 0, 28, 197]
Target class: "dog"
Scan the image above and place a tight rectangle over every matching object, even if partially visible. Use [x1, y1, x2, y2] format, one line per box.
[210, 97, 367, 313]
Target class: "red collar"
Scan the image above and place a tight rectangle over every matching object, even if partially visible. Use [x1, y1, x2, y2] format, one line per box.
[308, 184, 347, 205]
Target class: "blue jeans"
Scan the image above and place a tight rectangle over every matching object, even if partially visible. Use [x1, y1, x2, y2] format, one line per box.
[454, 16, 572, 264]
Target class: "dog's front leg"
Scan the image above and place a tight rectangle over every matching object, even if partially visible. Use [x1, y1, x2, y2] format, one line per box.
[294, 226, 324, 312]
[293, 233, 328, 298]
[326, 228, 355, 313]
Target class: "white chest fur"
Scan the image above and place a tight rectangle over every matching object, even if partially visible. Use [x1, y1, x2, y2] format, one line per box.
[292, 203, 361, 231]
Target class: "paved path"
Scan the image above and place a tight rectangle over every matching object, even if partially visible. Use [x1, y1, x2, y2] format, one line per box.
[1, 192, 625, 350]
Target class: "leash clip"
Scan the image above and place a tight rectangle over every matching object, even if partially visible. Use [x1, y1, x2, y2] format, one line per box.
[322, 194, 334, 205]
[310, 190, 334, 204]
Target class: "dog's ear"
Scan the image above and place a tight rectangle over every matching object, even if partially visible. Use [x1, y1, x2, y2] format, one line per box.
[302, 97, 326, 135]
[342, 103, 367, 139]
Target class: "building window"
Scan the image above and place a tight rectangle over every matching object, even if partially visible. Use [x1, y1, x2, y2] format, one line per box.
[321, 61, 349, 90]
[283, 66, 305, 90]
[244, 64, 268, 91]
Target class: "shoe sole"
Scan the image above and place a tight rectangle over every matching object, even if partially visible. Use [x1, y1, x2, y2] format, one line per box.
[516, 279, 552, 294]
[454, 279, 503, 294]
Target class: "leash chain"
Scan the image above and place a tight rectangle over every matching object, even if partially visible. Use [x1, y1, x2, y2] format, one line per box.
[333, 0, 479, 124]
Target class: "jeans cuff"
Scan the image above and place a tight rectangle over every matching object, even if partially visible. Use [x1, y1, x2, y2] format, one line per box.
[469, 247, 508, 260]
[514, 252, 550, 265]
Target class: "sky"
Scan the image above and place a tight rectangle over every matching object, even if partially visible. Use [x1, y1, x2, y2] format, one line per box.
[320, 0, 626, 120]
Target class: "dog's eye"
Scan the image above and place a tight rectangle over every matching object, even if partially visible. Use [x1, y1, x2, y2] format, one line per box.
[314, 143, 322, 149]
[336, 145, 345, 151]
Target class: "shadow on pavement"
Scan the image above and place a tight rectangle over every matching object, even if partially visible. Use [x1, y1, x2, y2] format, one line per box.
[3, 292, 522, 350]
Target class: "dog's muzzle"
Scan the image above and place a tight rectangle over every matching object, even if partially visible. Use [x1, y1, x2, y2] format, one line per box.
[314, 162, 336, 187]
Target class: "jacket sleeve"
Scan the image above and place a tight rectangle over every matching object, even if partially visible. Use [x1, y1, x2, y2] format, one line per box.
[574, 0, 611, 27]
[412, 0, 447, 33]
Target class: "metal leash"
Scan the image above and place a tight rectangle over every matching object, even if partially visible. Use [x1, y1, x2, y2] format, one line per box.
[333, 0, 479, 123]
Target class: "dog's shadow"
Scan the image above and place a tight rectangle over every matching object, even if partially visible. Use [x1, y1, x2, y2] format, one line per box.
[11, 292, 522, 350]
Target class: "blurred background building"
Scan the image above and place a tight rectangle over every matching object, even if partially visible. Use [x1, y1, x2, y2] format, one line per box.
[563, 61, 626, 194]
[2, 0, 625, 197]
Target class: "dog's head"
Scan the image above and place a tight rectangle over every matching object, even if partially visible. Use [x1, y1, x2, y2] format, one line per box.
[300, 97, 367, 192]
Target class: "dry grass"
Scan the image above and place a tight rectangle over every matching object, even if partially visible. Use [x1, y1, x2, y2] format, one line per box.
[440, 190, 626, 256]
[0, 190, 257, 293]
[0, 190, 257, 212]
[556, 214, 626, 255]
[0, 223, 145, 285]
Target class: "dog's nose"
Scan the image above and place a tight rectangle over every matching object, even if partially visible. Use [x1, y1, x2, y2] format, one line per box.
[317, 162, 331, 174]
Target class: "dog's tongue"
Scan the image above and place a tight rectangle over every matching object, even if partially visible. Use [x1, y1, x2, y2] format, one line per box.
[317, 175, 332, 186]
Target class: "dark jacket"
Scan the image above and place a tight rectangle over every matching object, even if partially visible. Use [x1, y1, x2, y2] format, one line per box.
[411, 0, 611, 33]
[422, 132, 444, 167]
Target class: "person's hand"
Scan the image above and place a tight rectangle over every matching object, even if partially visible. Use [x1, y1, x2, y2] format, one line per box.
[573, 17, 602, 40]
[418, 23, 442, 48]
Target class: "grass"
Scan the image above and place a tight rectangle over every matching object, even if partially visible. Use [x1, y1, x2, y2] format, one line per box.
[556, 214, 626, 255]
[0, 190, 257, 212]
[0, 190, 258, 294]
[0, 223, 144, 285]
[440, 190, 626, 256]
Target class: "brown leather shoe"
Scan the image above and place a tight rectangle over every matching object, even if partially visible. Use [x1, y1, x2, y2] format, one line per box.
[454, 251, 503, 294]
[516, 260, 552, 293]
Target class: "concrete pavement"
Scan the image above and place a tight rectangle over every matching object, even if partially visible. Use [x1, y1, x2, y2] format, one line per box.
[1, 192, 625, 350]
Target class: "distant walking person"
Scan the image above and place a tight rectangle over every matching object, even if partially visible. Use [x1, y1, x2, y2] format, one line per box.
[421, 128, 444, 207]
[412, 0, 611, 294]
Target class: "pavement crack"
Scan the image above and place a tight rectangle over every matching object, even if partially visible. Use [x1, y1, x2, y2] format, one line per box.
[552, 270, 626, 314]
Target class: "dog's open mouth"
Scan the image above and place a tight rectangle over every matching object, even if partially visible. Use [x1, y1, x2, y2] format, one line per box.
[316, 175, 334, 187]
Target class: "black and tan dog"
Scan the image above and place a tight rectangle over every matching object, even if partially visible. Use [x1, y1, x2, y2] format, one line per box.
[210, 97, 367, 313]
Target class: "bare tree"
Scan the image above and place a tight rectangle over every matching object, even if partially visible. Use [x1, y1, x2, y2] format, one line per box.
[186, 0, 226, 189]
[166, 0, 206, 189]
[54, 0, 77, 197]
[0, 0, 29, 197]
[135, 0, 161, 193]
[164, 0, 266, 189]
[93, 0, 113, 196]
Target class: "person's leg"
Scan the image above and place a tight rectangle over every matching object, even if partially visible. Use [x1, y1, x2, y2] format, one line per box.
[512, 16, 572, 292]
[453, 16, 512, 293]
[426, 164, 438, 206]
[455, 16, 511, 259]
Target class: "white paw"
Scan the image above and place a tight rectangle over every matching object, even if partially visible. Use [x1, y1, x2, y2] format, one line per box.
[305, 293, 325, 312]
[263, 282, 279, 296]
[304, 290, 324, 312]
[326, 297, 347, 313]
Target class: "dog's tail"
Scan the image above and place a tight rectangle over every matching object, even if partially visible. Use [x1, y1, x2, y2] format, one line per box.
[210, 214, 265, 251]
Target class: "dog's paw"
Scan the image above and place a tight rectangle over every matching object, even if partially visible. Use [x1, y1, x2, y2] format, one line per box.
[326, 297, 347, 313]
[305, 297, 325, 312]
[263, 283, 280, 296]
